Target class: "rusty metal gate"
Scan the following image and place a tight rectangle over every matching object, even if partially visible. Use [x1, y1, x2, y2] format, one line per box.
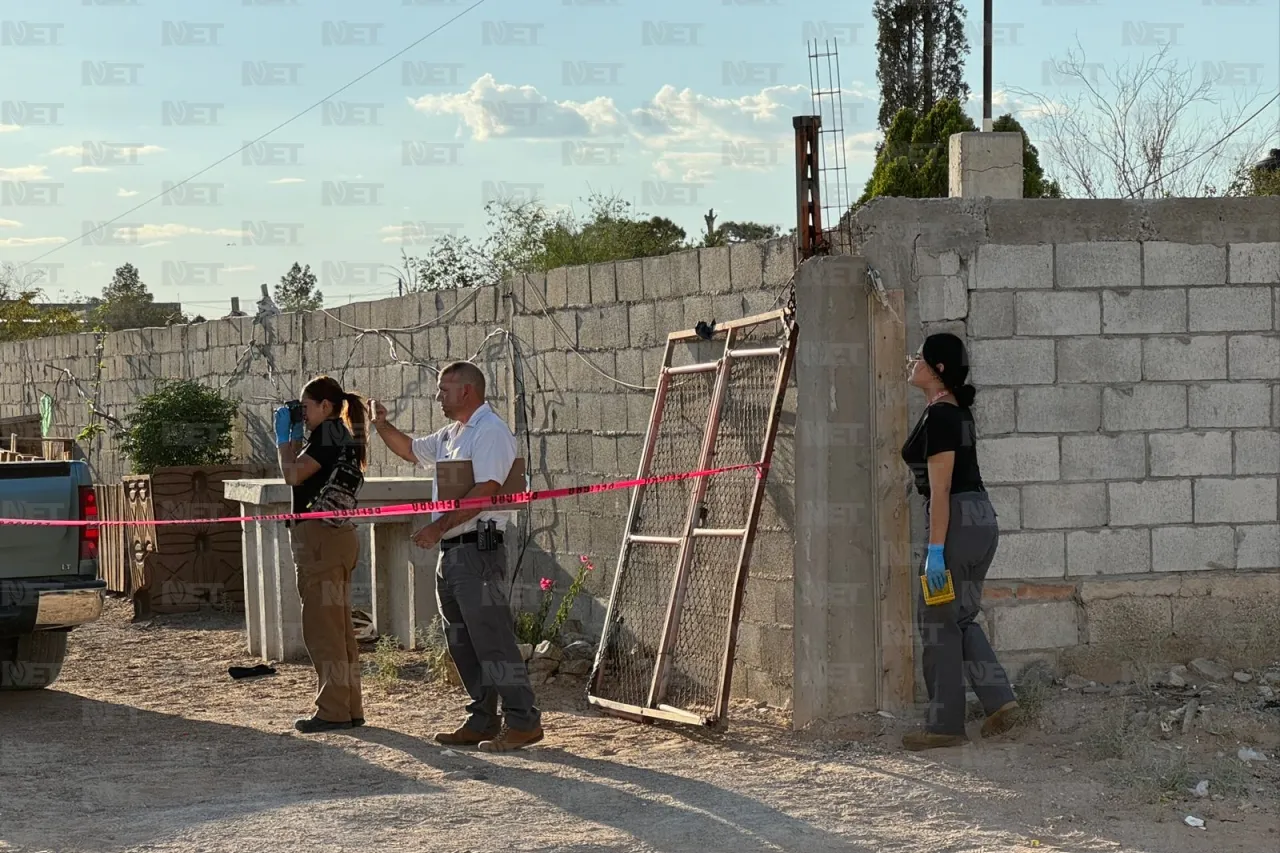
[588, 309, 798, 728]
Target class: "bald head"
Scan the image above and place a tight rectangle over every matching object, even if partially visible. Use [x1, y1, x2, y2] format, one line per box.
[441, 361, 486, 399]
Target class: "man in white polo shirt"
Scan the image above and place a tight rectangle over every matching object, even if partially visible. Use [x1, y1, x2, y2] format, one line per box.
[370, 361, 543, 752]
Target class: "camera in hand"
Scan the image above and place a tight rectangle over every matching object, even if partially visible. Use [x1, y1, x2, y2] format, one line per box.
[284, 399, 304, 424]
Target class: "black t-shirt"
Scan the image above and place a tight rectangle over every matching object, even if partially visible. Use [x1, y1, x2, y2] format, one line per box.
[292, 419, 359, 515]
[900, 402, 985, 499]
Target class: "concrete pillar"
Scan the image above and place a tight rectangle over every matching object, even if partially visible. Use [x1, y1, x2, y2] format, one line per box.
[948, 132, 1024, 198]
[792, 256, 880, 728]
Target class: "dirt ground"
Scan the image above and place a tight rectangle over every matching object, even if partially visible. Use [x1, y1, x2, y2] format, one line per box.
[1, 598, 1277, 853]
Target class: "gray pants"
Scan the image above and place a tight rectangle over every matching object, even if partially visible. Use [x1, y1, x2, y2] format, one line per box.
[435, 541, 541, 732]
[917, 491, 1016, 735]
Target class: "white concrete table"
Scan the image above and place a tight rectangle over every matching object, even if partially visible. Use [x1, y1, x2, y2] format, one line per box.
[223, 477, 437, 663]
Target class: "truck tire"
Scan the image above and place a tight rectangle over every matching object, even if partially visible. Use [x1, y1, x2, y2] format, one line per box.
[0, 631, 69, 690]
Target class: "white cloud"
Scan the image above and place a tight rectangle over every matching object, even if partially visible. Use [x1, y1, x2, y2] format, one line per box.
[0, 124, 20, 134]
[224, 265, 256, 273]
[140, 241, 170, 249]
[47, 144, 165, 159]
[117, 188, 139, 197]
[0, 165, 49, 181]
[410, 73, 625, 141]
[0, 236, 66, 247]
[72, 166, 110, 174]
[0, 218, 20, 228]
[126, 223, 244, 241]
[268, 177, 305, 184]
[987, 89, 1063, 122]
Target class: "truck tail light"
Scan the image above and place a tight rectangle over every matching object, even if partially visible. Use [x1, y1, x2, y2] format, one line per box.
[79, 485, 99, 561]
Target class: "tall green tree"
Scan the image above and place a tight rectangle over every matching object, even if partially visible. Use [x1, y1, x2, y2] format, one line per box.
[274, 262, 323, 312]
[90, 263, 176, 331]
[858, 100, 1061, 204]
[0, 263, 83, 342]
[873, 0, 971, 133]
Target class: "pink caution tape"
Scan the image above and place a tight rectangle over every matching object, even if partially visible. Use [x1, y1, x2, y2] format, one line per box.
[0, 462, 766, 527]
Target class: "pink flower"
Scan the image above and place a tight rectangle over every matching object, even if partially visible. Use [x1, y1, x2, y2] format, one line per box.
[539, 577, 553, 592]
[580, 555, 590, 563]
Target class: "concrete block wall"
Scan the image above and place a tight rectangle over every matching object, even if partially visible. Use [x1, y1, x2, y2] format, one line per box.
[0, 237, 799, 706]
[853, 198, 1280, 678]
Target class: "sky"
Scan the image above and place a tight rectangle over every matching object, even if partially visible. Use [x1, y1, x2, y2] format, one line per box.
[1, 0, 1277, 315]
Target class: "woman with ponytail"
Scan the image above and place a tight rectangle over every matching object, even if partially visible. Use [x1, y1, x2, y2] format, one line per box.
[899, 333, 1019, 750]
[274, 375, 369, 733]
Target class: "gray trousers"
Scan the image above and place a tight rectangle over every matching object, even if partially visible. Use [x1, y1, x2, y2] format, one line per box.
[435, 541, 541, 732]
[917, 491, 1016, 735]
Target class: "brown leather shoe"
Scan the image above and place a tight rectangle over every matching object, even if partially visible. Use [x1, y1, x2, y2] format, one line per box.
[981, 701, 1020, 738]
[477, 724, 544, 753]
[433, 724, 500, 746]
[902, 730, 968, 751]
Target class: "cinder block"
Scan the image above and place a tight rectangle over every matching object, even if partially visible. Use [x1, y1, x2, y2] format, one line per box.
[615, 260, 643, 302]
[1150, 431, 1233, 476]
[566, 265, 591, 306]
[987, 485, 1020, 530]
[918, 276, 968, 321]
[977, 436, 1060, 483]
[1109, 480, 1192, 526]
[1102, 384, 1188, 431]
[698, 246, 731, 294]
[968, 291, 1014, 338]
[1189, 382, 1273, 428]
[1235, 430, 1280, 475]
[762, 238, 796, 287]
[914, 247, 962, 277]
[728, 242, 764, 291]
[988, 532, 1066, 579]
[1194, 477, 1278, 523]
[1189, 287, 1272, 332]
[1228, 334, 1280, 379]
[1143, 335, 1227, 381]
[654, 299, 684, 339]
[589, 263, 617, 304]
[1144, 242, 1226, 286]
[641, 255, 675, 300]
[546, 267, 569, 307]
[1228, 242, 1280, 284]
[1057, 242, 1141, 290]
[1151, 525, 1235, 571]
[1017, 386, 1101, 433]
[973, 243, 1052, 290]
[973, 387, 1015, 436]
[1056, 338, 1142, 383]
[628, 303, 658, 349]
[1061, 434, 1147, 481]
[970, 339, 1055, 385]
[658, 249, 695, 301]
[1102, 289, 1186, 334]
[1023, 483, 1107, 529]
[1015, 291, 1100, 335]
[613, 349, 645, 389]
[1067, 528, 1151, 576]
[992, 601, 1079, 651]
[1236, 524, 1280, 569]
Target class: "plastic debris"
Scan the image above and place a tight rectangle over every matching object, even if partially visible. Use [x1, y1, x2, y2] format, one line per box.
[1190, 780, 1209, 797]
[1184, 816, 1206, 829]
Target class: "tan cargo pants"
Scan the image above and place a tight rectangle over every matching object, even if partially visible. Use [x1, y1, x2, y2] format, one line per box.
[290, 520, 363, 723]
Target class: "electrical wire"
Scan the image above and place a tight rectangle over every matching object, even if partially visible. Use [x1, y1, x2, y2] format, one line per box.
[18, 0, 490, 266]
[1124, 91, 1280, 199]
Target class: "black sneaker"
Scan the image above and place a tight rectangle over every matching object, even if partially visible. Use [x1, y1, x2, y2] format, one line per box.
[352, 717, 365, 727]
[294, 716, 354, 733]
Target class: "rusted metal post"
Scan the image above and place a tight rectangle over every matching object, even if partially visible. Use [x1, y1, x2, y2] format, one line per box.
[793, 115, 825, 259]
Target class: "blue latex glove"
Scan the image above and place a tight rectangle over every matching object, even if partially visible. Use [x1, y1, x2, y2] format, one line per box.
[925, 544, 947, 594]
[273, 406, 303, 446]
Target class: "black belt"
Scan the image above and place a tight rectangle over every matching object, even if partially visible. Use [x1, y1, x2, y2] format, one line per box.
[440, 531, 503, 548]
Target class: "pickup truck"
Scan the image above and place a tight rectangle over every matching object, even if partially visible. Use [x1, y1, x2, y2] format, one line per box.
[0, 459, 105, 690]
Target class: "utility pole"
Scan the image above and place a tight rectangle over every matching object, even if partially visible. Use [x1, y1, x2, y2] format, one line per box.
[983, 0, 993, 131]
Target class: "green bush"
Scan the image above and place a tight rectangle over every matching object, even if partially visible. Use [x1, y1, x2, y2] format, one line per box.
[117, 379, 239, 474]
